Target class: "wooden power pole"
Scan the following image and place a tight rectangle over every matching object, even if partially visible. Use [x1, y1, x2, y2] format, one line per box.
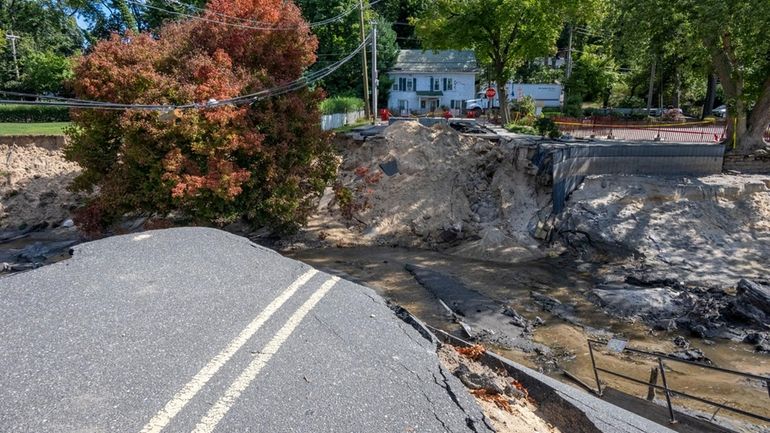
[5, 31, 20, 80]
[359, 0, 371, 119]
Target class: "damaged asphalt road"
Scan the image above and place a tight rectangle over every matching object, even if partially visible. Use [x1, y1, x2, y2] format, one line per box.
[0, 228, 492, 433]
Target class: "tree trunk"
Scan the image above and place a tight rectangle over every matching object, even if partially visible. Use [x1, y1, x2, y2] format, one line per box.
[706, 35, 759, 153]
[497, 80, 510, 124]
[673, 71, 681, 108]
[646, 58, 656, 112]
[702, 72, 716, 120]
[494, 63, 511, 124]
[740, 76, 770, 152]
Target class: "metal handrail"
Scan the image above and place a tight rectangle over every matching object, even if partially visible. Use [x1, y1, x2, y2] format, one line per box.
[587, 339, 770, 424]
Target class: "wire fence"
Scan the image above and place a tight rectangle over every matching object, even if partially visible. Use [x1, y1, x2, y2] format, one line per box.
[554, 116, 728, 143]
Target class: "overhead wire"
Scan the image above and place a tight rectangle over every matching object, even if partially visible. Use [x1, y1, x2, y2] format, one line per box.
[0, 35, 372, 111]
[124, 0, 382, 31]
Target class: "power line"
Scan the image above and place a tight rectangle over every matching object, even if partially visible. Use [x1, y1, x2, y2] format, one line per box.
[125, 0, 382, 31]
[0, 35, 372, 110]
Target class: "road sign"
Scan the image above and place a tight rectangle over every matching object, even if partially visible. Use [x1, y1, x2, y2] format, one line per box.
[485, 87, 496, 99]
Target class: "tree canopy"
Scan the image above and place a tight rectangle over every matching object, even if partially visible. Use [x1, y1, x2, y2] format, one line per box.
[413, 0, 599, 123]
[66, 0, 337, 233]
[0, 0, 83, 94]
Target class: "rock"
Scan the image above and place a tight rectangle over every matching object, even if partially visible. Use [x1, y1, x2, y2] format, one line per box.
[588, 285, 680, 319]
[653, 319, 678, 332]
[673, 336, 690, 349]
[670, 348, 712, 364]
[690, 325, 710, 339]
[625, 273, 683, 290]
[530, 291, 581, 325]
[730, 279, 770, 326]
[502, 306, 530, 328]
[16, 240, 78, 263]
[454, 364, 506, 395]
[61, 219, 75, 228]
[744, 332, 770, 353]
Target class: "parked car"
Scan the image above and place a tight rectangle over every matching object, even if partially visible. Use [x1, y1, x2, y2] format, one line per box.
[712, 105, 727, 117]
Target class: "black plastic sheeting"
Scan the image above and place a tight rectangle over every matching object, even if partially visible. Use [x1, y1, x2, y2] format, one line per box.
[533, 143, 726, 213]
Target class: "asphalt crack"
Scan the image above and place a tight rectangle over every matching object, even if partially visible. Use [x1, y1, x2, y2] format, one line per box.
[432, 366, 491, 433]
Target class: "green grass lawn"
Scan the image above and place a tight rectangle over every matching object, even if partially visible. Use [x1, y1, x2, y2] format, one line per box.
[0, 122, 70, 135]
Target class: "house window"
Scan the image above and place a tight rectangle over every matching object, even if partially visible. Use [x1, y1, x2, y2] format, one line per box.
[443, 78, 453, 91]
[433, 78, 440, 91]
[406, 78, 414, 91]
[393, 80, 399, 91]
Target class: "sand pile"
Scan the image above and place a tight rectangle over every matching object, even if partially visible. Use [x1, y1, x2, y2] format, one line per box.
[320, 121, 552, 262]
[0, 143, 84, 229]
[558, 174, 770, 285]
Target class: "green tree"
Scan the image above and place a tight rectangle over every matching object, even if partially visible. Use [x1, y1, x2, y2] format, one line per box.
[374, 0, 428, 48]
[21, 51, 73, 93]
[0, 0, 82, 93]
[566, 48, 617, 107]
[413, 0, 599, 123]
[609, 0, 769, 152]
[689, 0, 770, 152]
[296, 0, 398, 102]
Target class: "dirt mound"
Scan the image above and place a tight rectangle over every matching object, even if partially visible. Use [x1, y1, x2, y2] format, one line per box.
[557, 174, 770, 285]
[309, 121, 552, 263]
[0, 143, 84, 229]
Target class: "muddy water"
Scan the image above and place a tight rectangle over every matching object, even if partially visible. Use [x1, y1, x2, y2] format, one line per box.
[288, 246, 770, 432]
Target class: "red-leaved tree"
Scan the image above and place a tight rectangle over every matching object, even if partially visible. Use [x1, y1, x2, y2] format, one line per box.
[66, 0, 337, 233]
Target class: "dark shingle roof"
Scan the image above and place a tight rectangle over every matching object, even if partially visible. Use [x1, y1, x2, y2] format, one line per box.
[390, 50, 478, 73]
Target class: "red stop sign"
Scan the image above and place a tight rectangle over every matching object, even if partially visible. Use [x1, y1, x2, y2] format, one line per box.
[485, 87, 496, 99]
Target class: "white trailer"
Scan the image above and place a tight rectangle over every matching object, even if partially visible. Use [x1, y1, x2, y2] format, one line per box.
[465, 83, 563, 113]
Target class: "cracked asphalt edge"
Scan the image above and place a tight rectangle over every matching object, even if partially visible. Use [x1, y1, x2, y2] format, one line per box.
[349, 285, 496, 433]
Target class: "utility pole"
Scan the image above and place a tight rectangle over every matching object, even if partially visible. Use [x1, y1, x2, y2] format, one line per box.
[5, 31, 20, 80]
[370, 21, 378, 124]
[646, 57, 656, 113]
[358, 0, 371, 120]
[565, 24, 573, 79]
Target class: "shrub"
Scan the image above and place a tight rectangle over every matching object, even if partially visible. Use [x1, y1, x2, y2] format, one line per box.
[66, 0, 337, 234]
[505, 123, 537, 135]
[319, 96, 365, 115]
[0, 105, 70, 122]
[535, 117, 561, 139]
[609, 94, 645, 109]
[511, 95, 535, 117]
[564, 94, 583, 118]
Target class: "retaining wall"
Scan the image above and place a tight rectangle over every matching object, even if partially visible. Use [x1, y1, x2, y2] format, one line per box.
[534, 142, 726, 212]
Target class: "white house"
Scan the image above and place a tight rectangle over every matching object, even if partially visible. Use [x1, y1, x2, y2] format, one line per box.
[387, 50, 478, 116]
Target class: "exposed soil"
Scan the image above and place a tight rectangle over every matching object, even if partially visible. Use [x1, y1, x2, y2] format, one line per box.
[280, 121, 770, 432]
[4, 127, 770, 431]
[437, 344, 561, 433]
[0, 142, 84, 230]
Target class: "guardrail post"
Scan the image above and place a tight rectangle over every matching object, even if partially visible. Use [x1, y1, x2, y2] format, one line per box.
[658, 357, 677, 424]
[588, 341, 603, 396]
[646, 367, 659, 401]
